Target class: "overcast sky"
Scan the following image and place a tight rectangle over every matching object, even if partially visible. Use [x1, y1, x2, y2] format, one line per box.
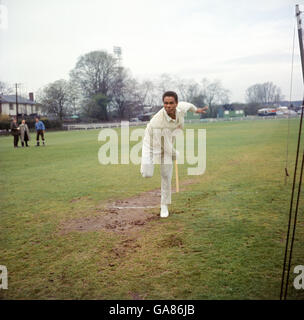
[0, 0, 303, 102]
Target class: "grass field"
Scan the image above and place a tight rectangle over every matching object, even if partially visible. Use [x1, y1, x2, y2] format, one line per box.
[0, 118, 304, 300]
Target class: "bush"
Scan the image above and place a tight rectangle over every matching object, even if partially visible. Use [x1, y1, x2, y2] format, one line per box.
[37, 118, 63, 130]
[0, 118, 10, 130]
[0, 118, 63, 131]
[0, 115, 10, 121]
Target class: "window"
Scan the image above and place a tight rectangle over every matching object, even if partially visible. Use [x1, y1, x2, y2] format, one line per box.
[9, 103, 14, 110]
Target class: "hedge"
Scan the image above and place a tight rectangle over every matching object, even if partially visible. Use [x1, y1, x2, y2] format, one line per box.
[0, 118, 63, 131]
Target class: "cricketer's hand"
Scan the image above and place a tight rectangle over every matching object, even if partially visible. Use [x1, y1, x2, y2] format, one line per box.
[196, 106, 208, 114]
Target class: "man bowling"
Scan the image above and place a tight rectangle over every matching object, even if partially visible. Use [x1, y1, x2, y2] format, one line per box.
[140, 91, 208, 218]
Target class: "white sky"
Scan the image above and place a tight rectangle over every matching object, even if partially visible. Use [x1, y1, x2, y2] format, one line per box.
[0, 0, 303, 102]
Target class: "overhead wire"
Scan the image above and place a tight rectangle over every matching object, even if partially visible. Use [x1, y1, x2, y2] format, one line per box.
[285, 23, 296, 184]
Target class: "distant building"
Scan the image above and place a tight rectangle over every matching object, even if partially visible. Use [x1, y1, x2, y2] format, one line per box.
[218, 106, 244, 118]
[0, 93, 44, 117]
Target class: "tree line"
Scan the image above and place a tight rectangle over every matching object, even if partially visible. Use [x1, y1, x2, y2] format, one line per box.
[0, 49, 285, 121]
[38, 50, 232, 120]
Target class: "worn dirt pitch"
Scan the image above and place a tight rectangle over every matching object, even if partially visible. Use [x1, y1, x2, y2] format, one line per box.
[59, 179, 197, 235]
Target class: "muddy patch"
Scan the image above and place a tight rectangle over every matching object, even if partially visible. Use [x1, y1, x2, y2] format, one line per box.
[108, 190, 161, 210]
[60, 179, 197, 235]
[59, 190, 162, 235]
[59, 207, 158, 235]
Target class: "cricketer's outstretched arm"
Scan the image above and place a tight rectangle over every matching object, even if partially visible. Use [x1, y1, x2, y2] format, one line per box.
[195, 106, 209, 114]
[177, 102, 208, 114]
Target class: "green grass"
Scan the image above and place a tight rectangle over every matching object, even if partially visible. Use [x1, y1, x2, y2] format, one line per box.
[0, 118, 304, 299]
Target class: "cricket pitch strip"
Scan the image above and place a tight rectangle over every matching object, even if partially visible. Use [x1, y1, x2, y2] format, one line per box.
[59, 179, 197, 235]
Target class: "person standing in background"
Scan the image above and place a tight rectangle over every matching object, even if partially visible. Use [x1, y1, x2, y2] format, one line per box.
[35, 117, 46, 146]
[20, 119, 30, 147]
[10, 117, 20, 148]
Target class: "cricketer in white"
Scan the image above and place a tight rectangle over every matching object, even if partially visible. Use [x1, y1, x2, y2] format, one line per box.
[140, 91, 208, 218]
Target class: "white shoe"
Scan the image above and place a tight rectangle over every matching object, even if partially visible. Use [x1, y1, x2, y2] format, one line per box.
[160, 205, 169, 218]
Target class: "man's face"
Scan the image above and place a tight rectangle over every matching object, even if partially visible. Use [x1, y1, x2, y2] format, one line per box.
[35, 118, 39, 122]
[163, 96, 177, 118]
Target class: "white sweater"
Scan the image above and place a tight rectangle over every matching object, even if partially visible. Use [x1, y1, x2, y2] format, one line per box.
[142, 101, 198, 162]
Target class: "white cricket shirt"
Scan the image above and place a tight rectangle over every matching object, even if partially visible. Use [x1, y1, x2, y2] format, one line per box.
[142, 101, 198, 163]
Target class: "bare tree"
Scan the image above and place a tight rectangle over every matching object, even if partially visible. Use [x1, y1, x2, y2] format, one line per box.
[138, 80, 159, 108]
[154, 74, 202, 107]
[110, 68, 134, 119]
[66, 80, 81, 115]
[245, 82, 283, 105]
[0, 81, 14, 95]
[110, 67, 150, 119]
[175, 78, 201, 103]
[156, 73, 176, 104]
[201, 78, 230, 116]
[38, 79, 70, 120]
[144, 76, 229, 118]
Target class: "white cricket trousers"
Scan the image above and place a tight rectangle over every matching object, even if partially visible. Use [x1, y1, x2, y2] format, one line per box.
[140, 144, 173, 205]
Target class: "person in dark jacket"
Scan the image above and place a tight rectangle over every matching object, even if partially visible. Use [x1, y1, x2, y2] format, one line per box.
[19, 119, 30, 147]
[10, 117, 20, 148]
[35, 117, 46, 146]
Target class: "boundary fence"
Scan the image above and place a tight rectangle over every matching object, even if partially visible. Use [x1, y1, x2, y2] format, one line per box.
[63, 114, 299, 131]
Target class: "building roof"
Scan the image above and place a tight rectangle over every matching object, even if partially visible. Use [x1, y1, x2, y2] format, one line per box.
[0, 94, 36, 105]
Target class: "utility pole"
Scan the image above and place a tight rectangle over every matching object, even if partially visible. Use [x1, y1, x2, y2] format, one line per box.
[296, 4, 304, 84]
[15, 83, 19, 122]
[280, 4, 304, 300]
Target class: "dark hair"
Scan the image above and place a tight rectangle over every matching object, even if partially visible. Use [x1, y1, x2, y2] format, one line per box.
[162, 91, 178, 103]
